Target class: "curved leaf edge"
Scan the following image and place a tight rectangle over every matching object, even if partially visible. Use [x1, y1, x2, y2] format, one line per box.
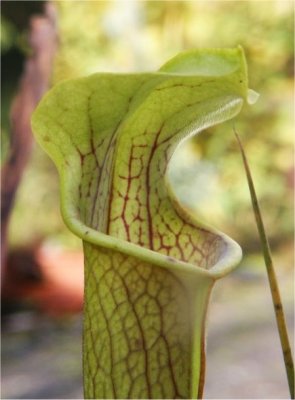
[59, 169, 242, 281]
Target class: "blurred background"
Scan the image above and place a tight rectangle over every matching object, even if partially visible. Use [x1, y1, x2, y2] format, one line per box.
[1, 1, 294, 399]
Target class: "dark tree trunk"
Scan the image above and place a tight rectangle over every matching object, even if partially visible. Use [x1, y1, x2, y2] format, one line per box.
[1, 3, 58, 282]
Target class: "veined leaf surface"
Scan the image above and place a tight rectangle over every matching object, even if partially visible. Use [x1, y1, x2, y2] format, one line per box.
[32, 47, 252, 399]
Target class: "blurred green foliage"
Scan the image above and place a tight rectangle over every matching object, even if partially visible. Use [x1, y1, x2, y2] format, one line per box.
[4, 1, 294, 253]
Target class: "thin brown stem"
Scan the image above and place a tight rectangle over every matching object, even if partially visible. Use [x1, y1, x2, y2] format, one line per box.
[235, 130, 294, 399]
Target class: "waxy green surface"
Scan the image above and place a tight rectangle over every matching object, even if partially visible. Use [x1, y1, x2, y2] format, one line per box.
[32, 48, 250, 399]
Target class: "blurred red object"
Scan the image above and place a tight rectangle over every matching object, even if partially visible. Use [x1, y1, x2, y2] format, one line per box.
[2, 246, 84, 317]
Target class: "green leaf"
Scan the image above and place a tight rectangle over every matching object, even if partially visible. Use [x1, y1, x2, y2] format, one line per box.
[32, 47, 252, 399]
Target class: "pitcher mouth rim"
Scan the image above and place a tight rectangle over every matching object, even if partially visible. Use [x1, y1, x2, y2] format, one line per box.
[60, 182, 242, 281]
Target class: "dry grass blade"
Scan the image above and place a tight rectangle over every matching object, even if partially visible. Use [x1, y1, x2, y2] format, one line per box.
[234, 129, 294, 399]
